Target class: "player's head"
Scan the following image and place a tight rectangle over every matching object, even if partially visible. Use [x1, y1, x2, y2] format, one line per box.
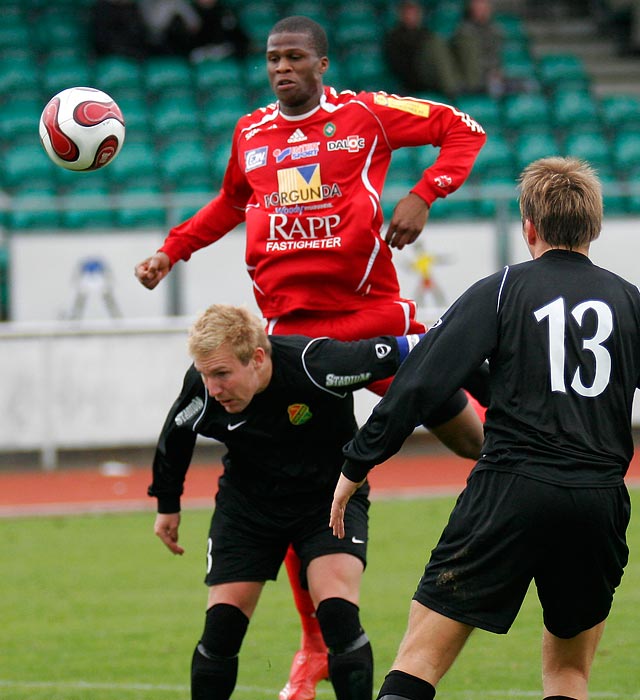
[270, 16, 328, 58]
[266, 16, 329, 115]
[189, 305, 272, 412]
[189, 304, 271, 365]
[518, 156, 602, 250]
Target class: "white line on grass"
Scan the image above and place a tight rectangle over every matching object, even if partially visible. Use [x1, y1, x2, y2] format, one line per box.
[0, 680, 638, 698]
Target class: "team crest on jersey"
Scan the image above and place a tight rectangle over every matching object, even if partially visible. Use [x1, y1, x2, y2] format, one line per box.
[288, 403, 312, 425]
[323, 122, 336, 137]
[373, 92, 431, 118]
[245, 146, 268, 172]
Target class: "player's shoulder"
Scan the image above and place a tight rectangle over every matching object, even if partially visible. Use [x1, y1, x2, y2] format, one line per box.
[235, 101, 280, 135]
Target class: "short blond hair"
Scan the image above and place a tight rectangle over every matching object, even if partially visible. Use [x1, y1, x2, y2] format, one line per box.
[188, 304, 271, 364]
[518, 156, 602, 249]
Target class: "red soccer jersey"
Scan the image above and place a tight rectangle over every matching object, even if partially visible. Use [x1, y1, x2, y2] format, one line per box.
[161, 87, 486, 317]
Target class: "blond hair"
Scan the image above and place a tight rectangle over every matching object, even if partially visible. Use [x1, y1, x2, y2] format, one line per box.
[518, 156, 602, 249]
[188, 305, 271, 364]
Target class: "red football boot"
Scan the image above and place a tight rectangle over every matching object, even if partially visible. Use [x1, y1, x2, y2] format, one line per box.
[278, 649, 329, 700]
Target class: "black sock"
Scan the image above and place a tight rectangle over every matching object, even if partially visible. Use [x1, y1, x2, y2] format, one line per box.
[377, 669, 436, 700]
[191, 643, 238, 700]
[543, 696, 578, 699]
[328, 637, 373, 700]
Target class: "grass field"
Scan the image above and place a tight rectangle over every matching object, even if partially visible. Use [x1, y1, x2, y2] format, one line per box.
[1, 491, 639, 700]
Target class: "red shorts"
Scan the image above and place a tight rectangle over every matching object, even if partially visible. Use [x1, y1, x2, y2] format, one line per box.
[266, 301, 426, 396]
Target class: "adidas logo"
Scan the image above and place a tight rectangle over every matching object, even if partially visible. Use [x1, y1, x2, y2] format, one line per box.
[287, 128, 307, 143]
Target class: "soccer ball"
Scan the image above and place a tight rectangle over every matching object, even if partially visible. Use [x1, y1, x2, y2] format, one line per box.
[39, 86, 126, 171]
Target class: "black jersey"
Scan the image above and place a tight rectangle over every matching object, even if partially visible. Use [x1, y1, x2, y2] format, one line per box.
[343, 250, 640, 486]
[149, 334, 412, 513]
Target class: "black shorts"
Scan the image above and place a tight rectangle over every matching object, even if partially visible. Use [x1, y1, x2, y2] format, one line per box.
[413, 469, 630, 638]
[204, 479, 370, 589]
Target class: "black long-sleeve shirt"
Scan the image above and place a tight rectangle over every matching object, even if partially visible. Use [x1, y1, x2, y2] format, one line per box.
[343, 250, 640, 487]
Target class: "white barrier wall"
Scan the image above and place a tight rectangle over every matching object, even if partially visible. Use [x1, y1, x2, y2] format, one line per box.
[3, 218, 640, 465]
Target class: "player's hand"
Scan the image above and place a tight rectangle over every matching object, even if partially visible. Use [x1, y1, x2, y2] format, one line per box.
[385, 192, 431, 250]
[154, 512, 185, 555]
[135, 252, 171, 289]
[329, 474, 363, 539]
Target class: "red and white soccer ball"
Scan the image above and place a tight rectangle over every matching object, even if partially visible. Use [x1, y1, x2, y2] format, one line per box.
[39, 86, 126, 171]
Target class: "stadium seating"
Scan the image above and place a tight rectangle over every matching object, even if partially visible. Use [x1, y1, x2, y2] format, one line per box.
[0, 0, 637, 234]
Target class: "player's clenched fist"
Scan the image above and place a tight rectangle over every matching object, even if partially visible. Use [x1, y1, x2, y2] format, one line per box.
[135, 252, 171, 289]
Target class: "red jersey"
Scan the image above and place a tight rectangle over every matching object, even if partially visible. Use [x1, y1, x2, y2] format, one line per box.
[161, 87, 486, 317]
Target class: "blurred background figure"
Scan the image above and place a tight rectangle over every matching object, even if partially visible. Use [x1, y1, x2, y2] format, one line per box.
[90, 0, 150, 59]
[138, 0, 249, 60]
[451, 0, 535, 96]
[383, 0, 465, 99]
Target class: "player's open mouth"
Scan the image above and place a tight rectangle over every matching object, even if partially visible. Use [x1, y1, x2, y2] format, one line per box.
[276, 79, 296, 90]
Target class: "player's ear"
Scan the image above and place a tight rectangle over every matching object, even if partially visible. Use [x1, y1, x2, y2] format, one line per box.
[522, 218, 537, 246]
[252, 346, 266, 368]
[318, 56, 329, 75]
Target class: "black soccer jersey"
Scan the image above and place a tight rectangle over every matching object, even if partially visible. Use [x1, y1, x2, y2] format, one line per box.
[149, 334, 412, 513]
[343, 250, 640, 486]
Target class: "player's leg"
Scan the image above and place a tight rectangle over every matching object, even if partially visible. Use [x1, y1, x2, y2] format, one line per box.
[191, 581, 263, 700]
[279, 545, 329, 700]
[308, 553, 372, 700]
[541, 622, 605, 700]
[376, 600, 473, 700]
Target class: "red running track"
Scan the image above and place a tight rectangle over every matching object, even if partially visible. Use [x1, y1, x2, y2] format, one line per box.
[1, 448, 639, 518]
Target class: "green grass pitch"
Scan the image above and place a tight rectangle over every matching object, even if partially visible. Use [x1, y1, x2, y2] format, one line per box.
[1, 491, 638, 699]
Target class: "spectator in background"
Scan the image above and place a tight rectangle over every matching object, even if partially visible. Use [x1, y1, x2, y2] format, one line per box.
[90, 0, 150, 59]
[383, 0, 465, 99]
[450, 0, 505, 96]
[138, 0, 249, 61]
[451, 0, 536, 97]
[187, 0, 250, 63]
[138, 0, 201, 56]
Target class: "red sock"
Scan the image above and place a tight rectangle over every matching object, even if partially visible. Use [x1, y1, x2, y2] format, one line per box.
[284, 545, 326, 652]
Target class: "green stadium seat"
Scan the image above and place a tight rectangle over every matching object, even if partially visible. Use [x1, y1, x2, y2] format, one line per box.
[333, 15, 379, 48]
[6, 186, 61, 230]
[210, 142, 232, 185]
[0, 21, 31, 52]
[116, 96, 150, 135]
[1, 143, 56, 191]
[626, 171, 640, 214]
[0, 56, 39, 97]
[114, 185, 167, 228]
[238, 3, 278, 43]
[469, 133, 515, 180]
[599, 93, 640, 133]
[159, 139, 212, 189]
[105, 140, 159, 187]
[151, 97, 201, 140]
[287, 1, 329, 25]
[551, 89, 600, 132]
[41, 57, 93, 97]
[612, 131, 640, 174]
[563, 130, 611, 171]
[201, 99, 246, 138]
[93, 56, 144, 100]
[0, 98, 42, 144]
[600, 171, 628, 215]
[502, 92, 551, 135]
[144, 57, 193, 96]
[475, 175, 519, 218]
[537, 53, 590, 91]
[194, 58, 244, 93]
[344, 45, 394, 91]
[60, 182, 114, 229]
[512, 131, 560, 171]
[455, 94, 501, 133]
